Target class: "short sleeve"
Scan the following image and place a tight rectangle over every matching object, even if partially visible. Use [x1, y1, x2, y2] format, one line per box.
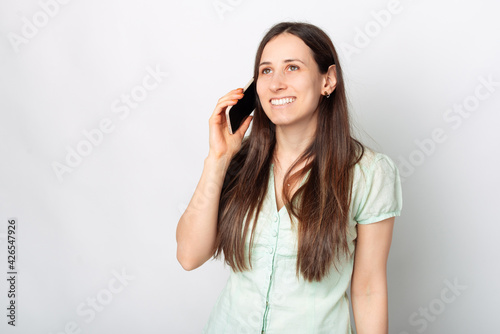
[354, 153, 403, 224]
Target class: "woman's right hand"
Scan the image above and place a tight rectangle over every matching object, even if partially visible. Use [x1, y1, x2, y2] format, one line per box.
[208, 88, 254, 161]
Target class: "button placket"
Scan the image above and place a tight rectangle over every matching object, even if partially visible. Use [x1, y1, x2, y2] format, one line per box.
[261, 212, 281, 333]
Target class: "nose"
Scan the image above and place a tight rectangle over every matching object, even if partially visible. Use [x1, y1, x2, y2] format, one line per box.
[269, 70, 287, 92]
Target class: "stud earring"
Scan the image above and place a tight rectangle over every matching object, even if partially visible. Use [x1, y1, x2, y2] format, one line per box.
[323, 91, 330, 98]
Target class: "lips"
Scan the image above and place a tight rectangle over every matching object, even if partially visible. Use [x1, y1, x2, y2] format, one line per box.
[270, 97, 296, 106]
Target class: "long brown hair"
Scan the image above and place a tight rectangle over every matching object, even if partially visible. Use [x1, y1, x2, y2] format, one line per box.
[213, 22, 364, 282]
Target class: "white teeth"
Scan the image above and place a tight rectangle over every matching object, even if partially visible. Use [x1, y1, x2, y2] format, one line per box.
[271, 97, 295, 106]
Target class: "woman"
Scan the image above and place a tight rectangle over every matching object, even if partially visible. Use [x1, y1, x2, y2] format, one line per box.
[176, 21, 403, 334]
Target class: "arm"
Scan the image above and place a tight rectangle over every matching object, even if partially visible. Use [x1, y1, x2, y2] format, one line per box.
[175, 88, 253, 271]
[351, 216, 395, 334]
[176, 155, 230, 271]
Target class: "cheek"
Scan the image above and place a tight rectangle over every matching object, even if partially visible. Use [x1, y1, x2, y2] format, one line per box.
[256, 81, 267, 104]
[256, 79, 264, 95]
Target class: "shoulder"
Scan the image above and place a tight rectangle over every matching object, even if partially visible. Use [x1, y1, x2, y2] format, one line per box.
[350, 147, 403, 224]
[351, 146, 401, 200]
[353, 147, 398, 180]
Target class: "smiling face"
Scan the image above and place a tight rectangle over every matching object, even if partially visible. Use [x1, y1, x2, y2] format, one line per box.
[256, 33, 326, 130]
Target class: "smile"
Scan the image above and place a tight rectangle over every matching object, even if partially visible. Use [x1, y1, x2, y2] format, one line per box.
[270, 97, 296, 106]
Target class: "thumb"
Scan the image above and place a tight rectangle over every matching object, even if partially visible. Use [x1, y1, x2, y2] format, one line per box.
[236, 115, 253, 136]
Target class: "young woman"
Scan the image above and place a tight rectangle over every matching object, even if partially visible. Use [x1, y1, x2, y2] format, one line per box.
[176, 21, 403, 334]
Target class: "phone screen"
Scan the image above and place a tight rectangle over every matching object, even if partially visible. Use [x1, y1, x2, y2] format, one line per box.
[226, 78, 256, 134]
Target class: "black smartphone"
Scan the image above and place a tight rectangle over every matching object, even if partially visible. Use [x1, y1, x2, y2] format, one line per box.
[225, 78, 256, 134]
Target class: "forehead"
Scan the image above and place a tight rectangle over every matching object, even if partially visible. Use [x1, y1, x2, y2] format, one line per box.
[260, 33, 314, 64]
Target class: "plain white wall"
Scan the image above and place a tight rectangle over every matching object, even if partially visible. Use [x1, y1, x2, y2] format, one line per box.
[0, 0, 499, 333]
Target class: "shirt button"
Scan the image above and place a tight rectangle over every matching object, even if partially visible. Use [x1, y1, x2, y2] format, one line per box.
[268, 247, 273, 254]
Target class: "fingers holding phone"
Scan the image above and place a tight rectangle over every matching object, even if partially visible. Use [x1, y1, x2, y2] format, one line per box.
[225, 78, 256, 135]
[208, 87, 251, 160]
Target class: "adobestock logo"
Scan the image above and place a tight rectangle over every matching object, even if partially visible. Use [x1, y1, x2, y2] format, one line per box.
[396, 74, 499, 183]
[340, 0, 404, 63]
[213, 0, 245, 20]
[47, 267, 135, 334]
[399, 277, 467, 334]
[51, 64, 168, 183]
[8, 0, 73, 53]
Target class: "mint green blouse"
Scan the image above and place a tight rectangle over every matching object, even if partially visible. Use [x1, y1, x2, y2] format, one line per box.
[202, 149, 403, 334]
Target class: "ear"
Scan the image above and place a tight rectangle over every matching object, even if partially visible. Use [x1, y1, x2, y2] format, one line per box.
[322, 65, 337, 95]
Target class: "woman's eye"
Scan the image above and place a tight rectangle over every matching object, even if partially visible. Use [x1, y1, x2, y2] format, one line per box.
[261, 65, 297, 75]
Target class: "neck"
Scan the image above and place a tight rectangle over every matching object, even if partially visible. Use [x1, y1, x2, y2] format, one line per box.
[273, 118, 317, 167]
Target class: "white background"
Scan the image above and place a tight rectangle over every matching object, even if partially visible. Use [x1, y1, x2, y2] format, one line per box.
[0, 0, 499, 333]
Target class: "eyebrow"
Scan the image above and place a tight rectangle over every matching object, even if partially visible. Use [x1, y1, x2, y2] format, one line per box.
[259, 58, 306, 67]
